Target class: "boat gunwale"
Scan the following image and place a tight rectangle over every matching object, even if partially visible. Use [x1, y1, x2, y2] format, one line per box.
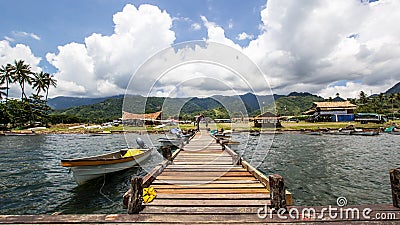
[61, 148, 151, 167]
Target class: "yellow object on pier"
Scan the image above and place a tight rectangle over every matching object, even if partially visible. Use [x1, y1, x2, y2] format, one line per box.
[143, 186, 156, 203]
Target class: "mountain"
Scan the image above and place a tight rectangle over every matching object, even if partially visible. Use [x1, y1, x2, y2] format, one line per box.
[262, 92, 324, 116]
[48, 95, 123, 109]
[51, 92, 321, 122]
[386, 82, 400, 94]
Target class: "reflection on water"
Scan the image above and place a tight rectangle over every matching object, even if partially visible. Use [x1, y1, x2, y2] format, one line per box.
[0, 132, 399, 214]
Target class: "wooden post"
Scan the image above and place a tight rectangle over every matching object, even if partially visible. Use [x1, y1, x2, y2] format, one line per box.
[127, 176, 144, 214]
[232, 154, 241, 165]
[269, 174, 287, 211]
[390, 168, 400, 208]
[162, 146, 172, 161]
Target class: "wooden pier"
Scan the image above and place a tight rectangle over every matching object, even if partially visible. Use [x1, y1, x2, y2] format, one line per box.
[125, 130, 292, 219]
[1, 130, 400, 224]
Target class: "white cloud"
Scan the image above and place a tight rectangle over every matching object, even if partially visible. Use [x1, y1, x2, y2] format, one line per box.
[0, 40, 41, 71]
[228, 19, 233, 29]
[200, 16, 241, 50]
[4, 36, 14, 42]
[47, 4, 175, 97]
[236, 32, 254, 41]
[12, 31, 41, 41]
[0, 40, 42, 97]
[191, 23, 201, 30]
[237, 0, 400, 98]
[6, 1, 399, 99]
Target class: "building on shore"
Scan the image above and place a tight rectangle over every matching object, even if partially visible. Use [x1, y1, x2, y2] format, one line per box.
[122, 111, 162, 126]
[304, 101, 356, 122]
[253, 111, 281, 128]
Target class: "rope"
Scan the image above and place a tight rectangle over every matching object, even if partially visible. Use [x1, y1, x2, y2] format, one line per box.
[99, 172, 114, 204]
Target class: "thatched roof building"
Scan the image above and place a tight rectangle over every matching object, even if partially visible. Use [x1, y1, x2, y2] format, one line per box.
[122, 111, 162, 126]
[254, 111, 281, 128]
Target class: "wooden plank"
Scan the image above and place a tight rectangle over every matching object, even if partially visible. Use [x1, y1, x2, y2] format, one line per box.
[159, 171, 253, 177]
[172, 161, 233, 165]
[163, 168, 247, 172]
[153, 193, 270, 199]
[153, 179, 261, 184]
[242, 160, 269, 188]
[141, 206, 264, 214]
[157, 176, 257, 181]
[167, 165, 241, 169]
[152, 183, 265, 189]
[154, 188, 269, 194]
[146, 199, 270, 206]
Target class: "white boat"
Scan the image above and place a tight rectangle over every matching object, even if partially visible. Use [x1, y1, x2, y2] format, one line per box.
[158, 138, 183, 148]
[350, 129, 379, 136]
[61, 138, 151, 185]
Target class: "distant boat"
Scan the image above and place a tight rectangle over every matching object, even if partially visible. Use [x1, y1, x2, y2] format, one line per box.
[225, 141, 240, 151]
[350, 129, 379, 136]
[61, 138, 151, 185]
[90, 130, 112, 136]
[158, 137, 184, 148]
[384, 126, 399, 135]
[249, 131, 260, 136]
[323, 130, 352, 135]
[3, 132, 36, 136]
[307, 131, 322, 135]
[158, 128, 192, 148]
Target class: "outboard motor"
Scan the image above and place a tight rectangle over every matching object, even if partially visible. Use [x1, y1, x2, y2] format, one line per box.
[136, 137, 148, 149]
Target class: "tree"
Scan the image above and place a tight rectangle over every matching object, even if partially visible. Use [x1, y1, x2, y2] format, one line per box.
[378, 93, 386, 113]
[10, 60, 34, 100]
[0, 87, 7, 100]
[359, 91, 367, 104]
[0, 64, 14, 102]
[388, 93, 396, 119]
[32, 71, 57, 101]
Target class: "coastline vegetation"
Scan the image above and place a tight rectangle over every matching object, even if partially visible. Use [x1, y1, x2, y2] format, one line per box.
[0, 60, 56, 130]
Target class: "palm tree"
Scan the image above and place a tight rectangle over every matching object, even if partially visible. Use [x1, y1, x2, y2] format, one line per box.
[0, 64, 14, 102]
[10, 60, 34, 100]
[44, 74, 57, 102]
[359, 91, 367, 105]
[32, 71, 57, 101]
[0, 87, 7, 100]
[32, 71, 48, 96]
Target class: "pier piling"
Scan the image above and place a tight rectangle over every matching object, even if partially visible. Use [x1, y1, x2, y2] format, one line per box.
[390, 167, 400, 208]
[127, 176, 144, 214]
[269, 174, 287, 211]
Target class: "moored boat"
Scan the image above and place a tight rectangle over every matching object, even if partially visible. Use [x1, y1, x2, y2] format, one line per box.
[225, 141, 240, 151]
[61, 139, 152, 185]
[249, 131, 260, 136]
[350, 129, 379, 136]
[322, 130, 352, 135]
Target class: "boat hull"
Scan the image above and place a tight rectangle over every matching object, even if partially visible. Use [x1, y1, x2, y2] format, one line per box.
[68, 150, 151, 185]
[158, 138, 183, 148]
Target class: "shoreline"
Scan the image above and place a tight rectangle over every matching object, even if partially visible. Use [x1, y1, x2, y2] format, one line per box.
[1, 120, 398, 136]
[0, 127, 392, 136]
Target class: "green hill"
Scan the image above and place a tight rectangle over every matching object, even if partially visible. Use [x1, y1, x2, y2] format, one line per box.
[51, 92, 323, 122]
[262, 92, 324, 116]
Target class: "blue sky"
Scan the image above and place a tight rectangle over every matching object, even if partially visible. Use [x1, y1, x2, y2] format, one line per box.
[1, 0, 400, 98]
[0, 0, 265, 71]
